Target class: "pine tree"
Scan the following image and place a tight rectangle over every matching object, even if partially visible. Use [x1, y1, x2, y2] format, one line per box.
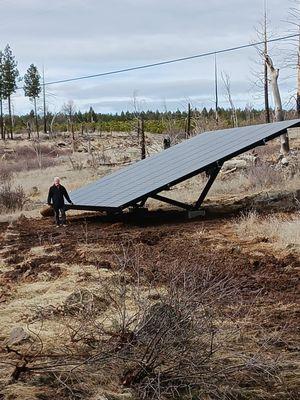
[23, 64, 41, 138]
[0, 51, 4, 140]
[2, 45, 19, 139]
[89, 106, 97, 123]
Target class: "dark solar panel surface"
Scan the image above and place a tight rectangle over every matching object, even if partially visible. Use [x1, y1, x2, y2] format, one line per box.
[70, 119, 300, 208]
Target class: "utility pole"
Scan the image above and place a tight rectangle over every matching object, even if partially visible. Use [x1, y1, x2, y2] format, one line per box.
[42, 66, 47, 134]
[214, 53, 219, 125]
[264, 0, 271, 123]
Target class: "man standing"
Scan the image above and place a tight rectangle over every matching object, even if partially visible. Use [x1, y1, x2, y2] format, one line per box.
[47, 177, 73, 227]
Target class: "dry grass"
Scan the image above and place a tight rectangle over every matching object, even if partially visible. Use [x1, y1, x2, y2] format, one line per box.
[235, 211, 300, 251]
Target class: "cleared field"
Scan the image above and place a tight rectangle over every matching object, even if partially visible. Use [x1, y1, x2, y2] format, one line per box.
[0, 129, 299, 399]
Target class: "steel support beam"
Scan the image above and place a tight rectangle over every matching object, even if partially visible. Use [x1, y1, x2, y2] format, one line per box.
[193, 163, 223, 210]
[66, 204, 120, 213]
[150, 193, 193, 210]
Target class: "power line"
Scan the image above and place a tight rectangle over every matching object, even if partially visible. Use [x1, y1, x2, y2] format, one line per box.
[17, 33, 299, 90]
[44, 33, 299, 86]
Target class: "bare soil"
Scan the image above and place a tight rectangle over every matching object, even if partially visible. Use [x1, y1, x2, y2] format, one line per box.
[0, 208, 299, 399]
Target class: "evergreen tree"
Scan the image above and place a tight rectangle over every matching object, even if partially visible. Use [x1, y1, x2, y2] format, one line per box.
[23, 64, 41, 138]
[89, 106, 97, 122]
[0, 51, 4, 140]
[2, 45, 19, 139]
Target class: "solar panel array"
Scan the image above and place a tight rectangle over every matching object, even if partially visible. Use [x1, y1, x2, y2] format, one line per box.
[70, 119, 300, 209]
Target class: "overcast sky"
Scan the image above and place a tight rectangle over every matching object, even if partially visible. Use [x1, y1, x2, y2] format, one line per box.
[0, 0, 298, 114]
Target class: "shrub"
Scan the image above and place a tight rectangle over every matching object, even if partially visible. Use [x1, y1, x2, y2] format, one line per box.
[0, 165, 13, 184]
[246, 162, 283, 190]
[235, 211, 300, 250]
[0, 183, 27, 212]
[2, 143, 66, 172]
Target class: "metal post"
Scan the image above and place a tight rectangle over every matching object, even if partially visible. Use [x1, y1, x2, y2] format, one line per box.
[194, 164, 222, 209]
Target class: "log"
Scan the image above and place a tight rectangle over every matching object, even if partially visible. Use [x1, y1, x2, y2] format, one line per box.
[40, 205, 54, 217]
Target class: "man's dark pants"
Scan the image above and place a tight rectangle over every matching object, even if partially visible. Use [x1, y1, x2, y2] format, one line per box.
[53, 206, 66, 225]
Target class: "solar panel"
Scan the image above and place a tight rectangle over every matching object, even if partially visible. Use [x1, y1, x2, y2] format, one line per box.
[69, 119, 300, 211]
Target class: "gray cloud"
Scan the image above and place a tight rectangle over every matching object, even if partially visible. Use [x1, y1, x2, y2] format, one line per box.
[0, 0, 296, 114]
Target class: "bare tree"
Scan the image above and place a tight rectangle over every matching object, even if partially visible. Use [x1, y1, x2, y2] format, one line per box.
[266, 55, 289, 154]
[62, 100, 76, 147]
[221, 72, 238, 127]
[42, 67, 47, 133]
[251, 0, 271, 123]
[263, 0, 271, 123]
[287, 1, 300, 117]
[132, 91, 147, 158]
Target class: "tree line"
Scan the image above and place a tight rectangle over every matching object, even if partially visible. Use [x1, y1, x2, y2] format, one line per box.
[8, 106, 297, 137]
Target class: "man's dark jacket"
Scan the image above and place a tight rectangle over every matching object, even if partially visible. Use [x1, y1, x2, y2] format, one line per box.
[47, 185, 72, 208]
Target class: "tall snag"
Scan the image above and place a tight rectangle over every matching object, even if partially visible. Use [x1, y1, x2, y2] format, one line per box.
[266, 55, 289, 155]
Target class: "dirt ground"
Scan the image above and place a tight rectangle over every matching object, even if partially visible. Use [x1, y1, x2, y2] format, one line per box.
[0, 128, 299, 399]
[0, 206, 299, 399]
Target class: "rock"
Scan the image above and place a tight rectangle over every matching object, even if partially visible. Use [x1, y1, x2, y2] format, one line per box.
[223, 159, 247, 171]
[8, 327, 30, 345]
[281, 157, 289, 166]
[64, 288, 110, 315]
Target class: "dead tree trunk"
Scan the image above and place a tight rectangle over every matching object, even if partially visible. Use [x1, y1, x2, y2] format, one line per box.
[50, 113, 57, 137]
[185, 102, 191, 138]
[266, 55, 289, 155]
[264, 59, 271, 123]
[26, 121, 31, 139]
[42, 69, 47, 134]
[34, 97, 39, 139]
[0, 98, 3, 140]
[263, 3, 271, 123]
[297, 27, 300, 118]
[8, 95, 13, 139]
[140, 118, 146, 160]
[222, 72, 238, 127]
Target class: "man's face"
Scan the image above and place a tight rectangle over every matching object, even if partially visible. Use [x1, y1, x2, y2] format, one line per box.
[54, 179, 60, 186]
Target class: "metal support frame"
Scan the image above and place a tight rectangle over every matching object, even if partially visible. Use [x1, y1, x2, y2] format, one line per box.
[66, 204, 120, 213]
[150, 193, 193, 210]
[194, 163, 223, 209]
[68, 162, 223, 214]
[148, 162, 223, 211]
[65, 121, 300, 215]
